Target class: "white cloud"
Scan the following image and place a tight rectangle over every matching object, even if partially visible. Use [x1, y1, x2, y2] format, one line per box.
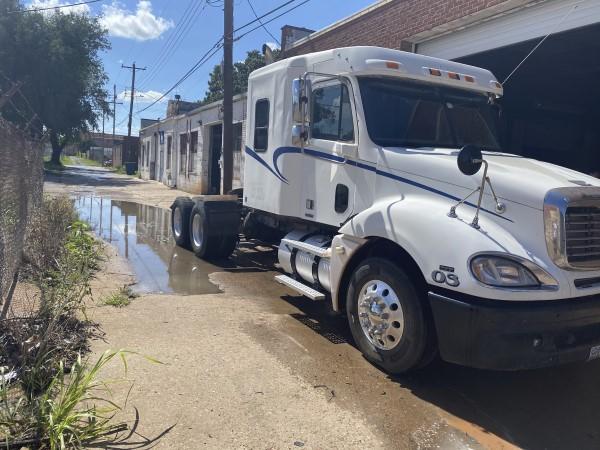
[28, 0, 90, 15]
[100, 1, 173, 41]
[118, 89, 166, 104]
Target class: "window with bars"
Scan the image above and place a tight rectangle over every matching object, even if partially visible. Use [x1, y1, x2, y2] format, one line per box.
[179, 134, 187, 174]
[166, 135, 172, 170]
[189, 131, 198, 172]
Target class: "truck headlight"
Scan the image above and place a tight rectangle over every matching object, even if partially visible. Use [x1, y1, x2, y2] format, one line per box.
[470, 254, 558, 289]
[543, 203, 568, 268]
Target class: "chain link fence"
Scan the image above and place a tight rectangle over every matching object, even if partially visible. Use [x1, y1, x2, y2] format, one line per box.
[0, 116, 44, 318]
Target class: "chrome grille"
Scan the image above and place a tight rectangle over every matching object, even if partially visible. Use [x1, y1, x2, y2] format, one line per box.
[565, 206, 600, 267]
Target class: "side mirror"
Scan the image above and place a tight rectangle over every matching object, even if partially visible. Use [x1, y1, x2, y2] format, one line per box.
[292, 78, 311, 123]
[292, 124, 309, 146]
[457, 145, 483, 175]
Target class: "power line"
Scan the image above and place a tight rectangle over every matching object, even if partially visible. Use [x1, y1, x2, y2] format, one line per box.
[9, 0, 102, 14]
[136, 0, 312, 115]
[245, 0, 281, 46]
[235, 0, 311, 41]
[136, 0, 204, 90]
[136, 42, 223, 114]
[233, 0, 296, 33]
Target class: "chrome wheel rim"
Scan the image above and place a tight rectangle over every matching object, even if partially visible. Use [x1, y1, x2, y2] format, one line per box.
[173, 207, 183, 238]
[192, 213, 204, 249]
[357, 279, 404, 350]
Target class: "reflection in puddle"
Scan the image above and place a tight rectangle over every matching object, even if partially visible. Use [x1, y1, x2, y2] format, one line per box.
[74, 196, 222, 295]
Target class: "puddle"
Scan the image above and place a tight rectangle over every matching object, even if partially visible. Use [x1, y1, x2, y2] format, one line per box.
[74, 195, 222, 295]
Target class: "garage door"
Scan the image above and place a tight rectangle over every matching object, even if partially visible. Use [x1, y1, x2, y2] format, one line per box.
[417, 0, 600, 60]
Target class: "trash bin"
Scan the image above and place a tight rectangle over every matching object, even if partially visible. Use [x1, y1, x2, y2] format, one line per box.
[124, 162, 137, 175]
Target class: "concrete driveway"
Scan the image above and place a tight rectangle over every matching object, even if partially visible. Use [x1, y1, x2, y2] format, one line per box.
[46, 166, 600, 450]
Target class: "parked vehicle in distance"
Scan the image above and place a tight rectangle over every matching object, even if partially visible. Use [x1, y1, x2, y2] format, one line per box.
[172, 46, 600, 373]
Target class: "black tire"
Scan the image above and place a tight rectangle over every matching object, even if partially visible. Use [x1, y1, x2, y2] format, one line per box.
[189, 204, 221, 259]
[217, 234, 239, 258]
[346, 258, 430, 374]
[171, 197, 194, 249]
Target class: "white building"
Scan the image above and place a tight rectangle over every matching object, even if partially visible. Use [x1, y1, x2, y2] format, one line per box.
[139, 94, 247, 194]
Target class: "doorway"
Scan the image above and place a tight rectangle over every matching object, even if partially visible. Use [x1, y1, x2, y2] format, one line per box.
[150, 134, 158, 180]
[209, 124, 222, 194]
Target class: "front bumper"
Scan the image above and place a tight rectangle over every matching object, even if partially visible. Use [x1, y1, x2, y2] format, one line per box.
[429, 290, 600, 370]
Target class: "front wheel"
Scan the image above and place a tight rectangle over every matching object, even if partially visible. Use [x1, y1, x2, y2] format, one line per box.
[346, 258, 431, 374]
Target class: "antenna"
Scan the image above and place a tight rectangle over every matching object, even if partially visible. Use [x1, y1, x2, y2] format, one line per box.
[503, 1, 582, 85]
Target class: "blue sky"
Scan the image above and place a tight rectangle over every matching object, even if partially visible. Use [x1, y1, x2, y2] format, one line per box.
[29, 0, 375, 134]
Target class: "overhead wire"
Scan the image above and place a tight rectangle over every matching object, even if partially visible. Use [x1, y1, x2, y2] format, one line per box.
[245, 0, 281, 46]
[136, 41, 224, 114]
[9, 0, 102, 14]
[136, 0, 205, 90]
[234, 0, 311, 42]
[136, 0, 312, 115]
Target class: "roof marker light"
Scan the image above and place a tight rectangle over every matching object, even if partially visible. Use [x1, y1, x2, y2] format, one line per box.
[385, 61, 400, 69]
[429, 68, 442, 76]
[492, 81, 503, 89]
[448, 72, 460, 80]
[464, 75, 475, 83]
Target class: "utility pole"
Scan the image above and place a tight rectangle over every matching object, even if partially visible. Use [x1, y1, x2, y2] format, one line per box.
[112, 84, 123, 147]
[222, 0, 234, 194]
[121, 62, 146, 138]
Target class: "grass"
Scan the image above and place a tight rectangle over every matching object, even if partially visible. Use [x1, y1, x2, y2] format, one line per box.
[113, 166, 138, 177]
[43, 154, 103, 170]
[103, 286, 138, 308]
[0, 196, 163, 448]
[37, 350, 130, 449]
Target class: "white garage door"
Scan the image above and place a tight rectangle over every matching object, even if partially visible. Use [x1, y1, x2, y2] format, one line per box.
[417, 0, 600, 60]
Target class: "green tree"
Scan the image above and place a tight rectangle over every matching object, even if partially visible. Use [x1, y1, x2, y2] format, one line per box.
[202, 49, 280, 104]
[0, 0, 110, 163]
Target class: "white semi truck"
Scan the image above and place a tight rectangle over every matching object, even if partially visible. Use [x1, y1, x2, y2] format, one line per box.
[171, 46, 600, 373]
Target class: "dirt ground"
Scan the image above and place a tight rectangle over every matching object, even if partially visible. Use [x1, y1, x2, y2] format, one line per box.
[45, 166, 600, 450]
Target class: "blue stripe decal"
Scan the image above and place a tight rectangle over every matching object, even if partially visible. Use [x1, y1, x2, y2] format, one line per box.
[272, 146, 301, 182]
[247, 146, 512, 223]
[245, 146, 287, 183]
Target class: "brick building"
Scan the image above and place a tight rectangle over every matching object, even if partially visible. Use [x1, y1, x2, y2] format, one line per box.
[283, 0, 600, 173]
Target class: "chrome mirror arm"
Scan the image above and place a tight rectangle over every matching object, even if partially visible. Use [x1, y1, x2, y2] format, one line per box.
[485, 176, 506, 214]
[448, 186, 481, 218]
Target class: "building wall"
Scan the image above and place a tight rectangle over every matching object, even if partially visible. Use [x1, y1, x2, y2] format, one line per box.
[284, 0, 530, 56]
[139, 95, 247, 195]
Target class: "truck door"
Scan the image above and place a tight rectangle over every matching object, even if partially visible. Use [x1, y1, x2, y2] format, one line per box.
[304, 80, 358, 226]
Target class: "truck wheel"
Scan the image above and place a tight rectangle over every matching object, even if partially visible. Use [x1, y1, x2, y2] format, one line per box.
[217, 234, 239, 258]
[189, 204, 238, 259]
[190, 204, 216, 258]
[346, 258, 429, 374]
[171, 197, 194, 249]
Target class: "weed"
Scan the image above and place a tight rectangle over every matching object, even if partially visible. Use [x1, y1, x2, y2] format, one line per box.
[37, 350, 129, 450]
[103, 286, 137, 308]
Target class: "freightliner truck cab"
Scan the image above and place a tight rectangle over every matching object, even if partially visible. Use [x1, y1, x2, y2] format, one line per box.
[172, 47, 600, 373]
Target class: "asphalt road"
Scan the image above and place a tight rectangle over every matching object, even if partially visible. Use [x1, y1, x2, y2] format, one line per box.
[46, 166, 600, 450]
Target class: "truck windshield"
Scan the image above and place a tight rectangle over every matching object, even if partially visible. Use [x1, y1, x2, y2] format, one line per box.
[358, 77, 501, 150]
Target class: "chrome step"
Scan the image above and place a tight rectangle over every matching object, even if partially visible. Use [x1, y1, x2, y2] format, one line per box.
[274, 274, 325, 300]
[280, 239, 330, 258]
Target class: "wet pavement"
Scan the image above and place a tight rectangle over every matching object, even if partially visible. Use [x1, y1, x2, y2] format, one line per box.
[49, 166, 600, 449]
[75, 195, 222, 295]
